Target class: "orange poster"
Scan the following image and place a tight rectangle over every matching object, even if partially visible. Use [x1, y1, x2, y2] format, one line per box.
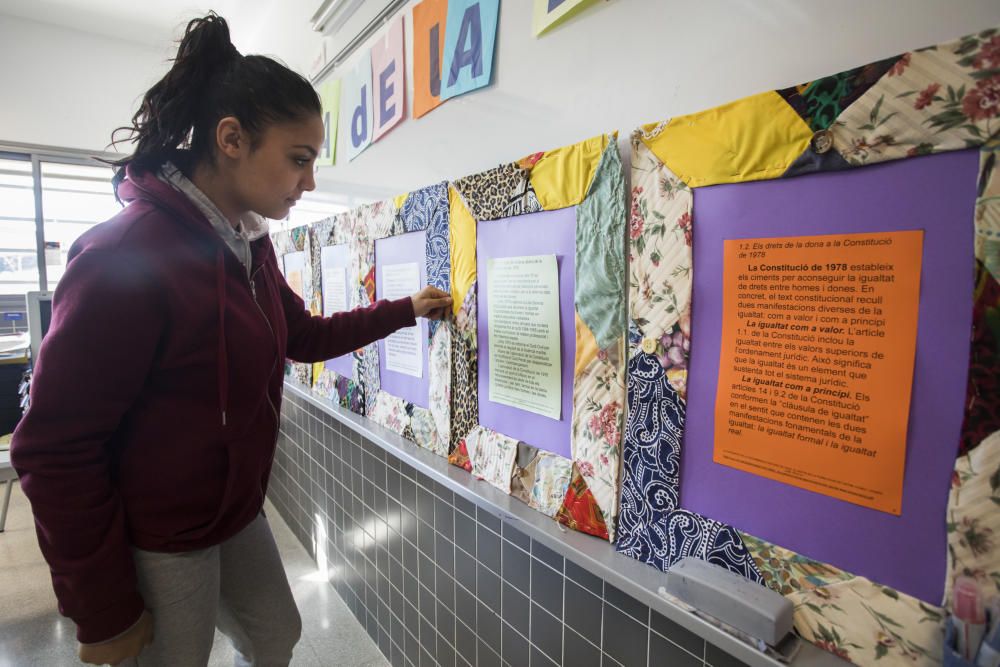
[713, 230, 924, 515]
[412, 0, 448, 118]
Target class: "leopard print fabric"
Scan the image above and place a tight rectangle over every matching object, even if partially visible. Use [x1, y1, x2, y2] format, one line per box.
[450, 323, 479, 452]
[452, 162, 542, 222]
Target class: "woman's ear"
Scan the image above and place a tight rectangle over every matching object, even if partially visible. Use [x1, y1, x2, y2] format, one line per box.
[215, 116, 247, 159]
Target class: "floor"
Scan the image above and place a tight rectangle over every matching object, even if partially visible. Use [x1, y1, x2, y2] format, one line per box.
[0, 479, 388, 667]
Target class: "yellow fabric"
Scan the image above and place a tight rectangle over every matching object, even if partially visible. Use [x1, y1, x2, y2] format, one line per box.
[640, 91, 813, 188]
[448, 186, 477, 316]
[529, 134, 609, 210]
[312, 362, 325, 388]
[393, 193, 409, 210]
[574, 312, 599, 378]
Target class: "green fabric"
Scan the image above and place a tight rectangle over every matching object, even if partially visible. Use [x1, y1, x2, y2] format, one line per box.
[575, 141, 626, 349]
[777, 57, 897, 132]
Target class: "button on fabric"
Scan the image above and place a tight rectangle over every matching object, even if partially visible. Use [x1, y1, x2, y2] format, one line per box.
[811, 129, 834, 154]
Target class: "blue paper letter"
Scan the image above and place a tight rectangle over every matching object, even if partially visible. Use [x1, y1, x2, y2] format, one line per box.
[378, 62, 396, 126]
[448, 5, 482, 86]
[351, 84, 368, 148]
[439, 0, 498, 101]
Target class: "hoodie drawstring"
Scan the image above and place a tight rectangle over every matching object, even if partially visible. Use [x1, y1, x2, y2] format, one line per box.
[216, 248, 229, 427]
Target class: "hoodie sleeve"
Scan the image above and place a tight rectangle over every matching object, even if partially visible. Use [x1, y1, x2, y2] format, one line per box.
[11, 247, 163, 644]
[278, 267, 415, 364]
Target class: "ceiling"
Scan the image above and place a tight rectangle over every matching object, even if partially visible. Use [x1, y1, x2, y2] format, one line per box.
[0, 0, 278, 51]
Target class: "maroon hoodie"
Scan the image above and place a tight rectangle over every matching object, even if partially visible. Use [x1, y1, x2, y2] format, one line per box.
[10, 166, 414, 643]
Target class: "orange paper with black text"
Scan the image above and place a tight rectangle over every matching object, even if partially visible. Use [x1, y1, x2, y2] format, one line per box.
[713, 230, 923, 515]
[412, 0, 448, 118]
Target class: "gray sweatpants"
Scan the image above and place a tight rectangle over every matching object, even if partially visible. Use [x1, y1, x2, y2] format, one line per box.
[120, 512, 302, 667]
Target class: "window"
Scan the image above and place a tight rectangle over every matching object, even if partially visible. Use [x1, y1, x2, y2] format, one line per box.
[41, 161, 119, 289]
[0, 148, 119, 297]
[0, 157, 40, 296]
[280, 190, 349, 230]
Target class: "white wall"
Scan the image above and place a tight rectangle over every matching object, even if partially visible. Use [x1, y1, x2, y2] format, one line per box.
[3, 1, 999, 197]
[0, 14, 168, 153]
[304, 0, 1000, 199]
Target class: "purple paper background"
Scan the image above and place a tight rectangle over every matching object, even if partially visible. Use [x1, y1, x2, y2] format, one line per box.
[477, 208, 577, 459]
[683, 149, 978, 603]
[322, 243, 355, 379]
[375, 232, 430, 409]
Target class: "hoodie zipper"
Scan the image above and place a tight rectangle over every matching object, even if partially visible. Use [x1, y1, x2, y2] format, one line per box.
[248, 261, 280, 508]
[248, 264, 280, 424]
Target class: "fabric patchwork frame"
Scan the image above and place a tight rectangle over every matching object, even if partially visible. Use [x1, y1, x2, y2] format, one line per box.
[308, 212, 366, 414]
[619, 24, 1000, 666]
[271, 225, 314, 388]
[356, 185, 453, 457]
[447, 134, 628, 542]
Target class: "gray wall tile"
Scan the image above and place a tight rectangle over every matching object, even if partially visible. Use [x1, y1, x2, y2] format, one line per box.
[272, 392, 739, 667]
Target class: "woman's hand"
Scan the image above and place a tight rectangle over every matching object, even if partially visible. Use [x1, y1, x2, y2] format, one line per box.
[79, 610, 153, 665]
[410, 286, 452, 321]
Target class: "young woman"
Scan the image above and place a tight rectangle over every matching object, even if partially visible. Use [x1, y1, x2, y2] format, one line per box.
[11, 13, 450, 666]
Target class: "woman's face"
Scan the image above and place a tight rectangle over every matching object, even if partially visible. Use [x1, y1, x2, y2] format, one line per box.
[233, 114, 325, 220]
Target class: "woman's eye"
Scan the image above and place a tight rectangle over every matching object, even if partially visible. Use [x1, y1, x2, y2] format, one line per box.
[294, 157, 310, 167]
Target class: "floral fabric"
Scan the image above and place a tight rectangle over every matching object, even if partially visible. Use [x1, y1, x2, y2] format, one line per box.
[530, 452, 574, 518]
[426, 323, 452, 456]
[370, 391, 410, 436]
[832, 28, 1000, 166]
[570, 338, 625, 540]
[449, 439, 472, 472]
[628, 139, 693, 349]
[945, 430, 1000, 608]
[789, 578, 944, 666]
[555, 465, 610, 540]
[465, 426, 518, 493]
[410, 406, 442, 454]
[740, 532, 854, 595]
[285, 362, 312, 387]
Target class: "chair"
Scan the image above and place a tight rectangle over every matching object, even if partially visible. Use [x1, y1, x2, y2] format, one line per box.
[0, 450, 17, 532]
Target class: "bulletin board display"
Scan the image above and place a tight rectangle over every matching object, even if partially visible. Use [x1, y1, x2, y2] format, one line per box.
[475, 209, 576, 459]
[447, 133, 628, 541]
[617, 25, 1000, 665]
[360, 185, 453, 457]
[375, 231, 431, 409]
[272, 225, 314, 388]
[309, 213, 365, 413]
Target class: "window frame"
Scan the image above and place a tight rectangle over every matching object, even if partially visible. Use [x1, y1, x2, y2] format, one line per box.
[0, 142, 121, 292]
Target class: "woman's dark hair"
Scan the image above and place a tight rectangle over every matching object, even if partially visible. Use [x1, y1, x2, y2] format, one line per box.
[110, 13, 321, 199]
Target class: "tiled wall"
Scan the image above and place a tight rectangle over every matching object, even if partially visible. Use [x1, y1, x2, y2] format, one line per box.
[270, 389, 748, 667]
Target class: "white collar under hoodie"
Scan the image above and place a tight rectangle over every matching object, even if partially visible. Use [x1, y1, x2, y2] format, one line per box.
[158, 162, 270, 277]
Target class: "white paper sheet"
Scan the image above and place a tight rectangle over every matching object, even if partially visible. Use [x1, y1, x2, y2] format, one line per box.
[320, 246, 349, 317]
[381, 262, 422, 377]
[283, 251, 307, 299]
[486, 254, 562, 420]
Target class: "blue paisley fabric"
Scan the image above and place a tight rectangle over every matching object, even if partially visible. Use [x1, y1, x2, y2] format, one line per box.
[615, 351, 764, 582]
[399, 183, 451, 338]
